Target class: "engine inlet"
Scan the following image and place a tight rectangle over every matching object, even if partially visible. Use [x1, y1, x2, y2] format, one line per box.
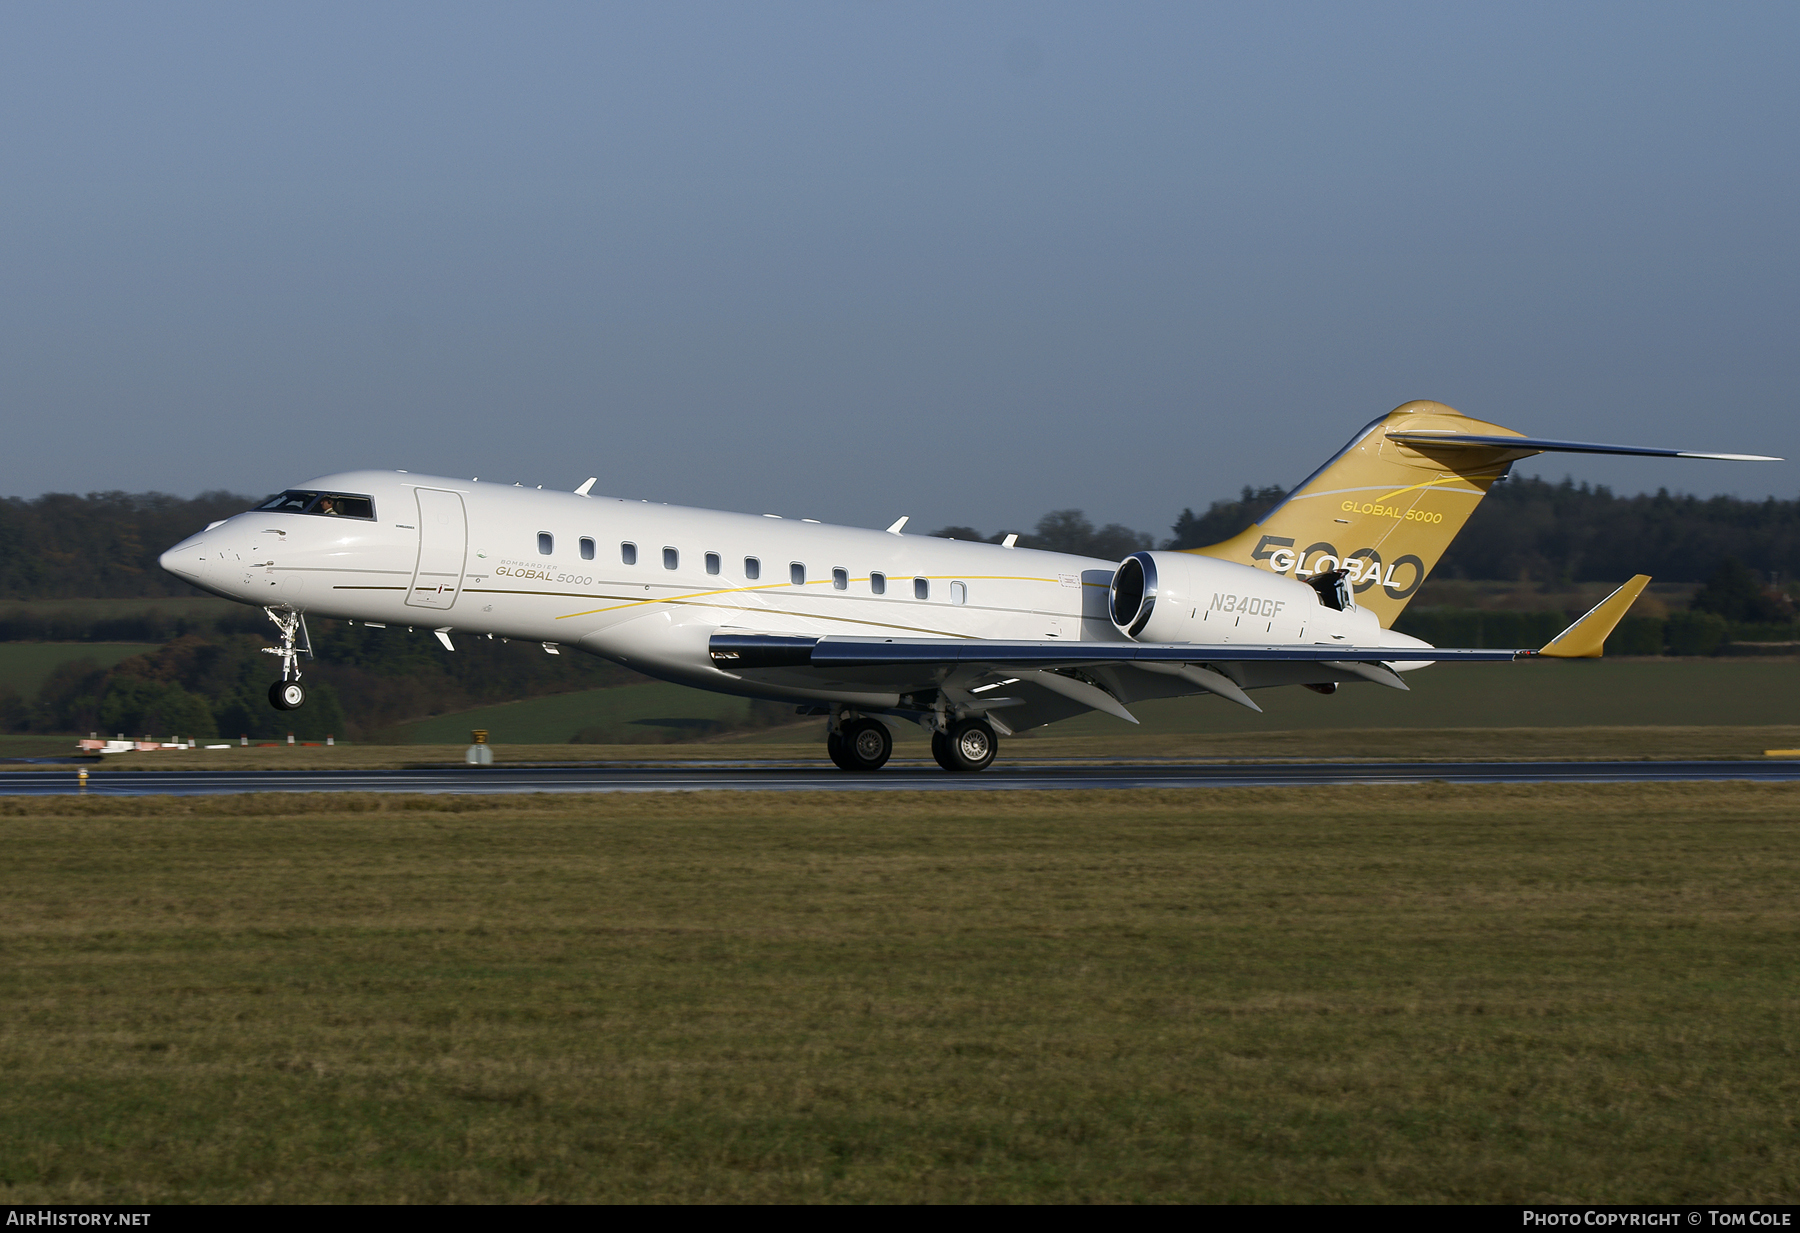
[1109, 552, 1158, 638]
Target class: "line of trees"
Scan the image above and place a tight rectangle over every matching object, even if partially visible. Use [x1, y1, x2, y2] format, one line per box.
[1161, 476, 1800, 584]
[0, 491, 255, 599]
[2, 619, 641, 742]
[3, 476, 1796, 603]
[940, 477, 1800, 584]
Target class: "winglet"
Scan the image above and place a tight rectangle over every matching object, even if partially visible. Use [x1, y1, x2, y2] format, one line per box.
[1537, 575, 1651, 658]
[575, 478, 597, 497]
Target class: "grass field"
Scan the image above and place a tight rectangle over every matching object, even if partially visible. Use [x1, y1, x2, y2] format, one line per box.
[0, 784, 1794, 1202]
[12, 725, 1800, 771]
[398, 680, 768, 745]
[0, 642, 161, 697]
[6, 653, 1796, 763]
[1040, 658, 1800, 734]
[388, 658, 1800, 748]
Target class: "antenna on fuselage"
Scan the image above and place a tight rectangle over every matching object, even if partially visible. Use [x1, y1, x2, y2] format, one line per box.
[886, 516, 908, 535]
[575, 478, 597, 496]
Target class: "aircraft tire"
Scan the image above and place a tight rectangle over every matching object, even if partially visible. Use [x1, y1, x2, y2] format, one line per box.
[934, 719, 997, 772]
[836, 719, 892, 771]
[825, 731, 854, 770]
[930, 731, 955, 771]
[269, 681, 306, 711]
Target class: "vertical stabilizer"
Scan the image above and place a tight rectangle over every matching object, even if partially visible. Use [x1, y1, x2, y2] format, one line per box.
[1190, 401, 1533, 627]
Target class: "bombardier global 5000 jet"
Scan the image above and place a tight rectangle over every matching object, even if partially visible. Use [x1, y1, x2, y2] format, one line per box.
[160, 401, 1777, 772]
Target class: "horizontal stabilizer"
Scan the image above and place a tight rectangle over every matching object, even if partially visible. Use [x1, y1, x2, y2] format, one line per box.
[1386, 431, 1780, 462]
[1538, 575, 1652, 659]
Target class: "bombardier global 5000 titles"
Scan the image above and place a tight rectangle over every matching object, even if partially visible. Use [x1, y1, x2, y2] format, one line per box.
[160, 401, 1777, 772]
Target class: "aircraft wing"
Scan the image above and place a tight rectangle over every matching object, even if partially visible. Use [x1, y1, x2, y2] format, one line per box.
[707, 574, 1648, 731]
[707, 632, 1514, 729]
[709, 634, 1522, 670]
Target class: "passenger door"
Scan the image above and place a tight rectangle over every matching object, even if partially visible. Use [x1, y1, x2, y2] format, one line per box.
[406, 488, 467, 610]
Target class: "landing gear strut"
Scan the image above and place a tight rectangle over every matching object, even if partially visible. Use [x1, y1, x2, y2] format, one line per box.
[262, 607, 312, 711]
[827, 716, 893, 771]
[932, 717, 997, 773]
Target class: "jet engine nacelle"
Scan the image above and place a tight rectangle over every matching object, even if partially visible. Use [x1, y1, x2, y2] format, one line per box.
[1108, 550, 1363, 644]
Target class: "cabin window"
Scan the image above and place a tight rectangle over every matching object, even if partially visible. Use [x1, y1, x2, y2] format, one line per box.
[579, 537, 595, 561]
[663, 546, 679, 570]
[950, 581, 967, 606]
[870, 572, 886, 595]
[538, 532, 553, 556]
[620, 541, 637, 565]
[832, 568, 848, 591]
[705, 552, 721, 576]
[914, 577, 929, 600]
[789, 562, 806, 587]
[744, 556, 761, 580]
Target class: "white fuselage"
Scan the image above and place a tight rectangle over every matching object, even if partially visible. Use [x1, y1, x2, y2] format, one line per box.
[160, 470, 1415, 709]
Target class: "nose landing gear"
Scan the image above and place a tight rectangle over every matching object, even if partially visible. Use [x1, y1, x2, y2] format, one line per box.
[261, 607, 312, 711]
[269, 680, 307, 710]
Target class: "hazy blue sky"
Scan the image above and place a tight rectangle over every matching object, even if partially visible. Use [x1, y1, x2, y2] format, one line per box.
[3, 2, 1795, 535]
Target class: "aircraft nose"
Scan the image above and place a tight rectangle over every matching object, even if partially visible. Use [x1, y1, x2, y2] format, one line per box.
[159, 541, 207, 585]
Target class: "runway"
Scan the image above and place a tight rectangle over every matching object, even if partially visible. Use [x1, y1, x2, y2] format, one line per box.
[5, 758, 1800, 795]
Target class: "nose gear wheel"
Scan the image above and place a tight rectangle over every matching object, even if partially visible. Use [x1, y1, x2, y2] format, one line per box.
[269, 681, 307, 710]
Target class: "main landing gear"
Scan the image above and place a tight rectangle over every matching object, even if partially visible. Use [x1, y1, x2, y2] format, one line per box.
[822, 710, 998, 773]
[827, 716, 893, 771]
[262, 607, 312, 711]
[931, 717, 998, 773]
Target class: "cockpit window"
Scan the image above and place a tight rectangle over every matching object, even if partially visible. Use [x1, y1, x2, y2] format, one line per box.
[255, 490, 376, 520]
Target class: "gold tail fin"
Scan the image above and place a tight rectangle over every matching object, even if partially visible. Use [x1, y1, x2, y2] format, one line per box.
[1190, 400, 1532, 627]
